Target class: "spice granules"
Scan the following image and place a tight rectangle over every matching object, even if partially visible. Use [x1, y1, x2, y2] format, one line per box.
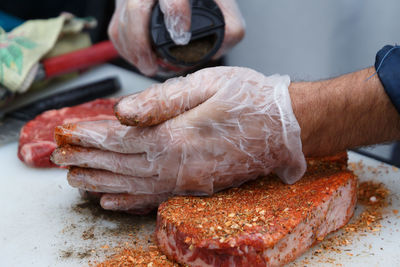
[157, 153, 353, 249]
[58, 198, 157, 262]
[293, 180, 391, 267]
[292, 160, 392, 266]
[93, 154, 353, 266]
[357, 181, 389, 206]
[94, 245, 178, 267]
[89, 156, 394, 266]
[318, 180, 389, 249]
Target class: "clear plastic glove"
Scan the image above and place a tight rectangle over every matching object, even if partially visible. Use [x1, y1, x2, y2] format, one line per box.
[108, 0, 245, 76]
[51, 67, 306, 213]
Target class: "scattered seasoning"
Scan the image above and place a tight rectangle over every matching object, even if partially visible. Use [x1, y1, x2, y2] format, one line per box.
[82, 226, 95, 240]
[159, 154, 352, 249]
[300, 180, 390, 266]
[86, 228, 181, 266]
[346, 180, 389, 234]
[293, 160, 392, 266]
[357, 181, 389, 206]
[94, 154, 351, 266]
[157, 153, 356, 267]
[92, 242, 179, 267]
[321, 180, 388, 243]
[58, 198, 157, 262]
[63, 155, 393, 267]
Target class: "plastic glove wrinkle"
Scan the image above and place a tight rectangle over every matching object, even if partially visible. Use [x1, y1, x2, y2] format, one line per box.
[55, 66, 306, 212]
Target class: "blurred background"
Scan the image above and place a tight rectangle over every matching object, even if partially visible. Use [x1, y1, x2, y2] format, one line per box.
[2, 0, 399, 77]
[1, 0, 400, 164]
[228, 0, 400, 80]
[0, 0, 114, 42]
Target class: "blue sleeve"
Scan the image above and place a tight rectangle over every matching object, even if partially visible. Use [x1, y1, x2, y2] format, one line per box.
[375, 45, 400, 114]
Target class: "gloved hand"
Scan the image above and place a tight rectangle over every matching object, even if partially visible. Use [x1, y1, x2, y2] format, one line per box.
[108, 0, 245, 76]
[51, 67, 306, 213]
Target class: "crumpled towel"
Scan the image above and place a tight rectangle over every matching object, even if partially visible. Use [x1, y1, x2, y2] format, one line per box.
[0, 13, 96, 94]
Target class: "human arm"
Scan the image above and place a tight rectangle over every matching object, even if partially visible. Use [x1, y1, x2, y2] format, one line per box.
[51, 66, 400, 213]
[52, 67, 305, 212]
[290, 67, 400, 157]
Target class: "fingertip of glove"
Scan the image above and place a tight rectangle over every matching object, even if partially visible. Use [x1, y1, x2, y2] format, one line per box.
[66, 167, 82, 187]
[100, 196, 117, 210]
[51, 145, 80, 165]
[49, 147, 61, 165]
[54, 124, 78, 146]
[170, 31, 191, 45]
[114, 98, 141, 126]
[115, 110, 158, 127]
[114, 96, 158, 127]
[140, 65, 159, 77]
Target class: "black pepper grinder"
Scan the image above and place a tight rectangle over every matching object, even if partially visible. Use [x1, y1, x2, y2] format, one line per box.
[150, 0, 225, 74]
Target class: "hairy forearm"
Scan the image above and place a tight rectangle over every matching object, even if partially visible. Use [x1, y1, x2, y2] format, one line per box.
[289, 67, 400, 157]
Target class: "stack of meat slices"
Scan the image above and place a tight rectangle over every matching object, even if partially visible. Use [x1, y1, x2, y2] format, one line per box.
[156, 153, 357, 267]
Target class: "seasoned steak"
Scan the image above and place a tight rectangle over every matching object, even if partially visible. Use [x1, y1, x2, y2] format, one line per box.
[156, 154, 357, 267]
[18, 98, 117, 168]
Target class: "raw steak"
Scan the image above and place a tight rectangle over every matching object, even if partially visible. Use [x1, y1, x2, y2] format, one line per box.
[156, 153, 357, 267]
[18, 98, 117, 168]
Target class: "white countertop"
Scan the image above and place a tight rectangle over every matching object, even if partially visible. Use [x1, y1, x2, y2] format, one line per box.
[1, 65, 399, 266]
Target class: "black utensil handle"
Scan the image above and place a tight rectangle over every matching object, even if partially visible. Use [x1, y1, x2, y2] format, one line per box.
[9, 77, 121, 121]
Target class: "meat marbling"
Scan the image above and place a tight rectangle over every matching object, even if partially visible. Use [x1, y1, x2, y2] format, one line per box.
[18, 98, 117, 168]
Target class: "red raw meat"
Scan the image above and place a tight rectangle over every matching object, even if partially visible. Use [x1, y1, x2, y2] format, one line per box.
[156, 154, 357, 267]
[18, 98, 117, 168]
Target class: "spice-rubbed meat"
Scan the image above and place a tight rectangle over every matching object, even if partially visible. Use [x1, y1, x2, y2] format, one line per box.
[156, 153, 357, 267]
[18, 99, 117, 168]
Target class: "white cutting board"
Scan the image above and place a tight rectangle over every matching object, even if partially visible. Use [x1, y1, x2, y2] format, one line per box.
[1, 66, 400, 266]
[0, 64, 157, 267]
[2, 147, 400, 267]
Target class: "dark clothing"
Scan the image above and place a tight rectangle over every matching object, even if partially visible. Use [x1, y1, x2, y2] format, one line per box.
[375, 45, 400, 114]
